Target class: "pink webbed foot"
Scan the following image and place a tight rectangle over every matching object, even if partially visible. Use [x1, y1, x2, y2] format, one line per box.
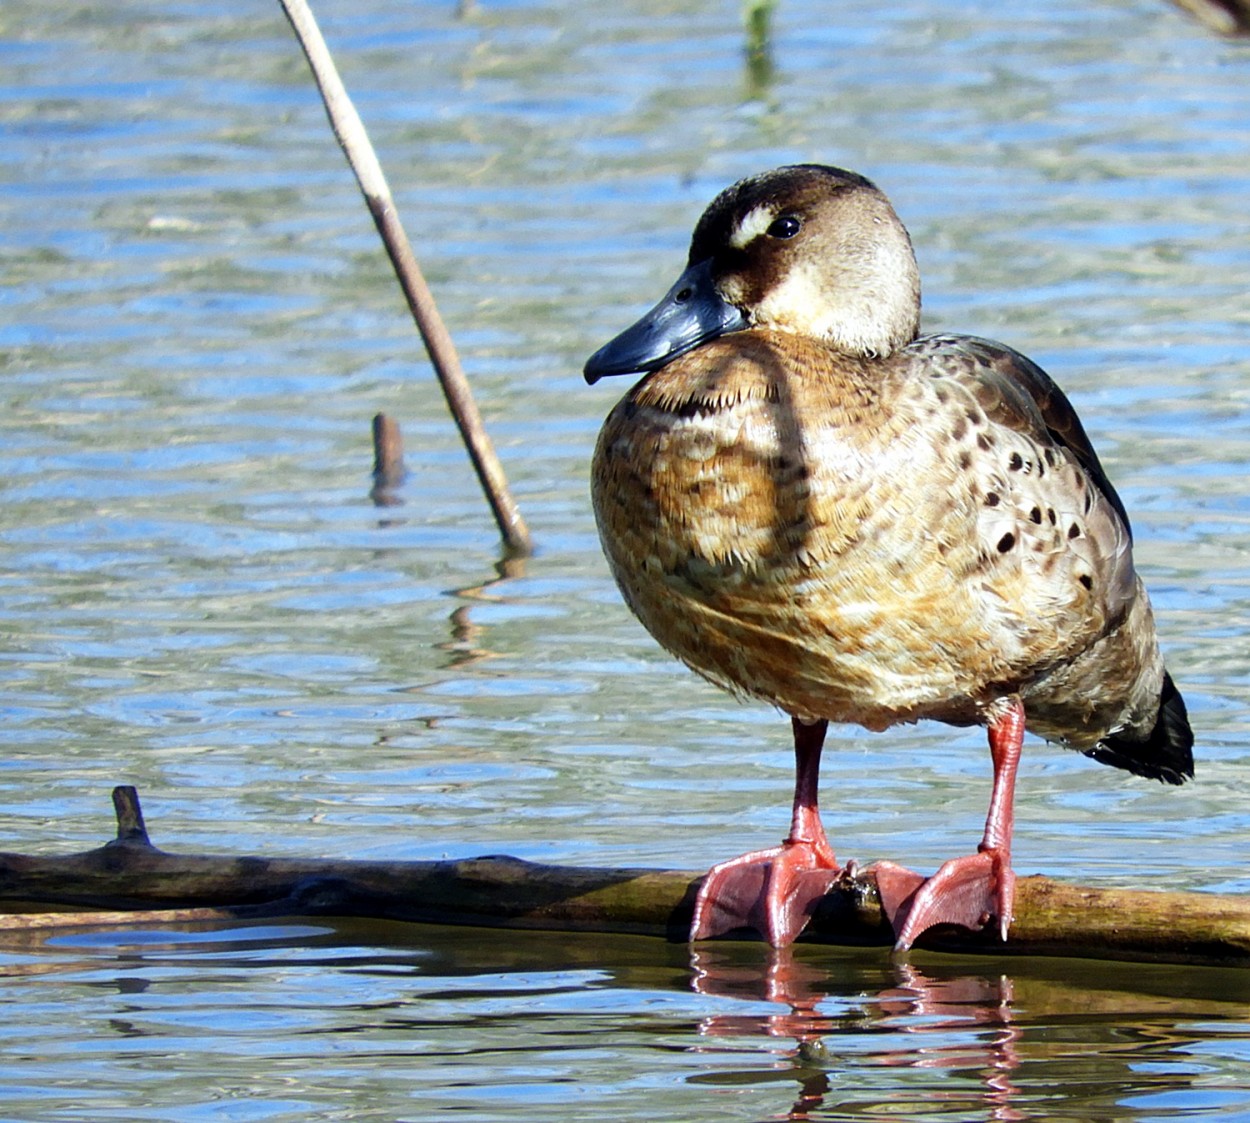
[691, 716, 844, 947]
[875, 849, 1016, 951]
[870, 859, 926, 930]
[875, 698, 1027, 952]
[691, 840, 842, 946]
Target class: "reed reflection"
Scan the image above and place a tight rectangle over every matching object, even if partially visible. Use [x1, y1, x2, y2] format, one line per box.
[439, 555, 527, 670]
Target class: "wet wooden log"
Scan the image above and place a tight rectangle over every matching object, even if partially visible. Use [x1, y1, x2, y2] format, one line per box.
[2, 787, 1249, 966]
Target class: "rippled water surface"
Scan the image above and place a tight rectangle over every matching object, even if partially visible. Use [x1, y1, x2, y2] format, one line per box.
[2, 0, 1250, 1118]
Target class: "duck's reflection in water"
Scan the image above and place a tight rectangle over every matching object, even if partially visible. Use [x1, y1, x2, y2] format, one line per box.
[690, 946, 1024, 1122]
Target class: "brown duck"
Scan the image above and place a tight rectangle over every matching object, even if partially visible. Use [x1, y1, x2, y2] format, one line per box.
[584, 165, 1193, 950]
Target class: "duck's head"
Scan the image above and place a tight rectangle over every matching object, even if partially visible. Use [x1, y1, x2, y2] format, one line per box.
[583, 165, 921, 384]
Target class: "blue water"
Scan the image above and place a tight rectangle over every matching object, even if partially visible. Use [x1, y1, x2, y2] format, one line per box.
[2, 0, 1250, 1118]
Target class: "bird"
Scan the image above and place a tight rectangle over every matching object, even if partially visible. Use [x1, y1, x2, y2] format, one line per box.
[583, 164, 1193, 951]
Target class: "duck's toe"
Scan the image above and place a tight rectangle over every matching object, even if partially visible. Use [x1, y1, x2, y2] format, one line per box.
[870, 860, 927, 932]
[879, 848, 1016, 952]
[691, 841, 843, 947]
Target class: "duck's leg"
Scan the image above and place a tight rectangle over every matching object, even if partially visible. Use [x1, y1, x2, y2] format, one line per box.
[881, 699, 1024, 951]
[691, 717, 843, 947]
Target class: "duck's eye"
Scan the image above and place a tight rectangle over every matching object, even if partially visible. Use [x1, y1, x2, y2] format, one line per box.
[766, 215, 801, 239]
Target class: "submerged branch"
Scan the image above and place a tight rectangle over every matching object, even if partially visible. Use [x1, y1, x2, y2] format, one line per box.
[369, 411, 406, 506]
[1, 788, 1248, 966]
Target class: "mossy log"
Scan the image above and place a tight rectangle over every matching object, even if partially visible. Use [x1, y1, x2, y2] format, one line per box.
[1, 787, 1248, 967]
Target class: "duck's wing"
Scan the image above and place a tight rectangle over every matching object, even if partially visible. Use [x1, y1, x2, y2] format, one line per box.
[908, 334, 1192, 783]
[909, 333, 1132, 538]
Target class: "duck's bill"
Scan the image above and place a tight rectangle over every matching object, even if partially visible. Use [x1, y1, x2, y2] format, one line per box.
[583, 258, 747, 383]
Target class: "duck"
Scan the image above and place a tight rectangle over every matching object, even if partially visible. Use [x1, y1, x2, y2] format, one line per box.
[583, 164, 1193, 951]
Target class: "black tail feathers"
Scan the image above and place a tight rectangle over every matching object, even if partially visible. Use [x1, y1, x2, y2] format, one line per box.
[1081, 671, 1194, 786]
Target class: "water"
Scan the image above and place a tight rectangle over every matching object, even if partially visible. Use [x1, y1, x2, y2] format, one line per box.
[7, 918, 1250, 1122]
[1, 0, 1249, 1117]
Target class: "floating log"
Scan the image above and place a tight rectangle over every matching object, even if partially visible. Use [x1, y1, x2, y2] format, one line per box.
[2, 787, 1248, 967]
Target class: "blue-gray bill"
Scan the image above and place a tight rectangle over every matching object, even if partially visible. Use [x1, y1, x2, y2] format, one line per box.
[583, 258, 747, 383]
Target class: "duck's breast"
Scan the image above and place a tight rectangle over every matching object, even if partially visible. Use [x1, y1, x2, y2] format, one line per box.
[594, 332, 1001, 726]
